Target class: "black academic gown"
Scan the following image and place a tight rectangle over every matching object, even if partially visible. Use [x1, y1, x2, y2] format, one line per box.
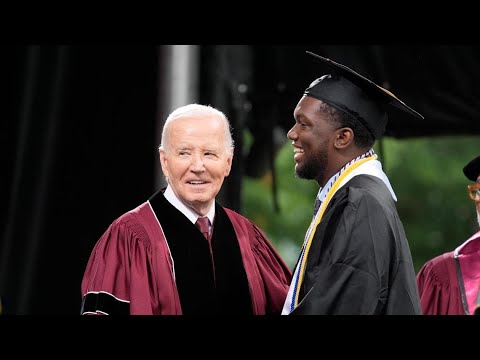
[292, 175, 422, 315]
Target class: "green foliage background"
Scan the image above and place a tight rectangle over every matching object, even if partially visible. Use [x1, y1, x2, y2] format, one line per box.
[242, 134, 480, 272]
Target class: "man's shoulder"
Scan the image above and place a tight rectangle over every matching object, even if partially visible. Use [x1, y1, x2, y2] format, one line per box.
[223, 206, 248, 222]
[222, 205, 237, 215]
[222, 206, 261, 233]
[345, 175, 389, 195]
[342, 175, 396, 209]
[418, 250, 455, 279]
[109, 200, 153, 230]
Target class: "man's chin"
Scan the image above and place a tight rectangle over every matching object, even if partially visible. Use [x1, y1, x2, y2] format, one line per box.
[295, 168, 314, 180]
[185, 197, 213, 212]
[294, 165, 305, 179]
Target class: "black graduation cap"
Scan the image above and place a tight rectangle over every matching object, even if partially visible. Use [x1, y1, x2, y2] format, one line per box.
[463, 155, 480, 181]
[304, 51, 424, 139]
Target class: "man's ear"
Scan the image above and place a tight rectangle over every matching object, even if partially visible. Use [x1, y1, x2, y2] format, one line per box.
[334, 127, 354, 149]
[159, 149, 169, 178]
[224, 147, 234, 177]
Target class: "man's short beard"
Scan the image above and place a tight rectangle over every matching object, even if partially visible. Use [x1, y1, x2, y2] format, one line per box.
[296, 161, 320, 180]
[295, 152, 327, 181]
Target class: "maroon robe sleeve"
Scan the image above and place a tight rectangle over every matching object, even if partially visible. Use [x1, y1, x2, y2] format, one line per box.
[250, 223, 293, 314]
[81, 215, 156, 314]
[225, 209, 292, 315]
[416, 251, 464, 315]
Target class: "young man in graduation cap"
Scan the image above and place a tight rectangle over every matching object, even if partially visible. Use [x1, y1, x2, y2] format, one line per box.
[282, 52, 423, 315]
[417, 155, 480, 315]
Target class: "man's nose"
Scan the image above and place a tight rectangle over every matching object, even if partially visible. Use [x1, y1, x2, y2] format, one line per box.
[191, 155, 205, 171]
[287, 126, 297, 140]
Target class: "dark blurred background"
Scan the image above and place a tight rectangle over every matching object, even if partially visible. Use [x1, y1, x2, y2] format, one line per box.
[2, 45, 480, 314]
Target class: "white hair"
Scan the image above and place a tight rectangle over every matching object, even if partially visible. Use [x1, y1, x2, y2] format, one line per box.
[159, 103, 234, 152]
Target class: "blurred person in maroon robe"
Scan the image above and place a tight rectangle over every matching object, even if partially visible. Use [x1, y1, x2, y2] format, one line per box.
[80, 104, 292, 315]
[417, 155, 480, 315]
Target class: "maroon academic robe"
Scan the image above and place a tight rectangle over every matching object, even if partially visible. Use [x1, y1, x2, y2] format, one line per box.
[81, 191, 292, 315]
[416, 231, 480, 315]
